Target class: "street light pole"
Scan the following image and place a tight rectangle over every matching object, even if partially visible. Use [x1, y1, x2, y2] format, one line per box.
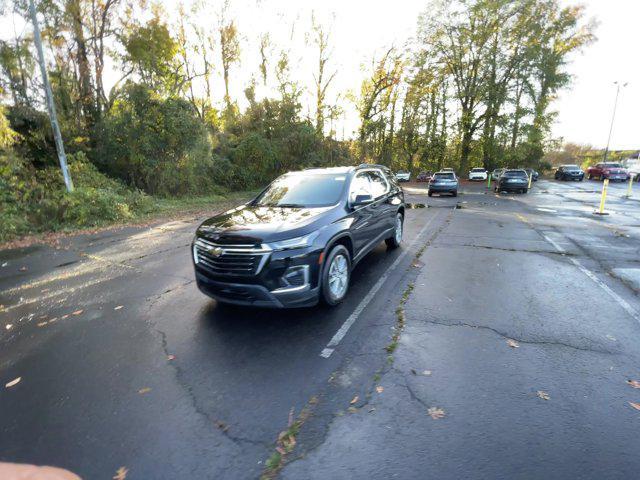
[602, 81, 627, 164]
[28, 0, 73, 192]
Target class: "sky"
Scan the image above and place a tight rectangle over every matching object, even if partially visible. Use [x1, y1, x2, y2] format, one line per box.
[1, 0, 638, 150]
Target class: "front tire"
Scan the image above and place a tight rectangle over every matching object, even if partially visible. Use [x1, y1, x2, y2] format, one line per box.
[385, 213, 403, 249]
[321, 245, 351, 306]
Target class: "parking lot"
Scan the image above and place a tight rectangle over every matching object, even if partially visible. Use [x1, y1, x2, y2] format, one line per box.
[2, 177, 640, 479]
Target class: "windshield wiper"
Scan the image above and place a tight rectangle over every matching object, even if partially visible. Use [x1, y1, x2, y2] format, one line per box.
[274, 203, 306, 208]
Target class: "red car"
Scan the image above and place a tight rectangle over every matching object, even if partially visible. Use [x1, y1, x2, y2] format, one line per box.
[586, 162, 630, 181]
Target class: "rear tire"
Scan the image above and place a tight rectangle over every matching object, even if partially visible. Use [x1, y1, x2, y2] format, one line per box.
[428, 191, 433, 197]
[385, 213, 403, 249]
[321, 245, 351, 306]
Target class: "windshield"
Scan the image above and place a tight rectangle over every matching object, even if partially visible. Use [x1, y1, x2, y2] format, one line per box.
[434, 173, 455, 180]
[503, 170, 527, 178]
[471, 168, 485, 172]
[605, 163, 622, 168]
[565, 165, 580, 170]
[253, 173, 346, 207]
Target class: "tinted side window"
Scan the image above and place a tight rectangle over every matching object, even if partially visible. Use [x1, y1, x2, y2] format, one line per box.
[350, 173, 371, 202]
[368, 171, 389, 198]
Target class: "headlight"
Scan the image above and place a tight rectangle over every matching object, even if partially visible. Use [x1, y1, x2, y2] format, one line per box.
[267, 232, 319, 251]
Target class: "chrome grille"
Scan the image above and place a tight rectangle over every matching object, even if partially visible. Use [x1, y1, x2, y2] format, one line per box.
[194, 238, 270, 276]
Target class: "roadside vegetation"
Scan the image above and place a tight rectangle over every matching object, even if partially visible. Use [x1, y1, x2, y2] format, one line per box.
[1, 0, 593, 242]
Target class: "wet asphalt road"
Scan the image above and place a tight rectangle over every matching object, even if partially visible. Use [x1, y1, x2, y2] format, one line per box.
[1, 178, 640, 479]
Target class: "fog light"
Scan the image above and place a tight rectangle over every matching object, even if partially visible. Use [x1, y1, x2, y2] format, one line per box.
[273, 265, 310, 292]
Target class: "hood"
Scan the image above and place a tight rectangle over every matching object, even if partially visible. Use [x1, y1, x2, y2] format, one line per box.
[197, 204, 334, 244]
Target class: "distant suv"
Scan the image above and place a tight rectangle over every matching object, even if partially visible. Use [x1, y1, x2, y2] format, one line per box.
[395, 170, 411, 182]
[468, 168, 488, 181]
[586, 162, 628, 181]
[192, 166, 405, 308]
[428, 171, 458, 197]
[495, 169, 529, 193]
[524, 168, 539, 182]
[555, 165, 584, 181]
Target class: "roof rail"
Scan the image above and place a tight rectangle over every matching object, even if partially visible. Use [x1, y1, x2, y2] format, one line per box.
[357, 163, 390, 170]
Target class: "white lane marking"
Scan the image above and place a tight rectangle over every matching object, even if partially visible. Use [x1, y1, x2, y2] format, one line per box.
[542, 233, 640, 324]
[320, 211, 442, 358]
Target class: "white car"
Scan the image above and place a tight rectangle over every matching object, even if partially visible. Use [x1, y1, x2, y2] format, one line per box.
[395, 171, 411, 182]
[469, 168, 488, 181]
[625, 159, 640, 182]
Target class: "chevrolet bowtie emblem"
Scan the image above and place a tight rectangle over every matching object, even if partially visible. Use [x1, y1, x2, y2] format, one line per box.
[208, 246, 224, 257]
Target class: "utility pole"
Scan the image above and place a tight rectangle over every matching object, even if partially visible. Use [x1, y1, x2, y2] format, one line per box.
[28, 0, 73, 192]
[602, 81, 627, 164]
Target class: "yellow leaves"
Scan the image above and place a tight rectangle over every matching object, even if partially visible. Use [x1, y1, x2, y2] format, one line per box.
[72, 309, 84, 316]
[627, 380, 640, 389]
[5, 377, 21, 388]
[427, 407, 445, 419]
[167, 354, 175, 361]
[350, 395, 359, 405]
[537, 390, 550, 401]
[506, 339, 520, 348]
[138, 387, 152, 395]
[113, 466, 128, 480]
[629, 402, 640, 412]
[375, 386, 384, 393]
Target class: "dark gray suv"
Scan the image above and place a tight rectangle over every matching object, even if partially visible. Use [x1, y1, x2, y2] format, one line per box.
[192, 165, 405, 308]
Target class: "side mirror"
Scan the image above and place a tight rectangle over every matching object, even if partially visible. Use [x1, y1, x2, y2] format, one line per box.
[352, 194, 373, 207]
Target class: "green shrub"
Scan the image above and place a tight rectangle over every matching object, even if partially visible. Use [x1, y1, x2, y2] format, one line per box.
[95, 83, 213, 196]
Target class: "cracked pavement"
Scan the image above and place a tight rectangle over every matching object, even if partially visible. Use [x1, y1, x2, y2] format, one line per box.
[2, 179, 640, 479]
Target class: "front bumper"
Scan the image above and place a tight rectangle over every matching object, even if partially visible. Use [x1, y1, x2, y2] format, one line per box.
[196, 270, 320, 308]
[469, 175, 487, 181]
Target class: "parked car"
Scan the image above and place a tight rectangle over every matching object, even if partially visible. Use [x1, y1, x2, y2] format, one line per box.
[428, 171, 458, 197]
[491, 168, 504, 180]
[585, 162, 629, 181]
[395, 170, 411, 182]
[554, 165, 584, 181]
[468, 168, 488, 181]
[416, 171, 433, 182]
[192, 165, 405, 308]
[524, 168, 539, 182]
[495, 169, 529, 193]
[626, 160, 640, 182]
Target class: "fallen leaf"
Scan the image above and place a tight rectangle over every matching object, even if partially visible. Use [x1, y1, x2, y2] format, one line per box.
[48, 317, 58, 323]
[507, 339, 520, 348]
[537, 390, 550, 400]
[61, 314, 69, 320]
[422, 370, 432, 376]
[350, 395, 359, 405]
[5, 324, 12, 330]
[167, 354, 175, 361]
[114, 305, 124, 310]
[276, 446, 286, 455]
[1, 262, 7, 267]
[5, 377, 21, 388]
[410, 368, 417, 375]
[41, 288, 50, 293]
[113, 466, 128, 480]
[138, 387, 152, 394]
[19, 266, 27, 272]
[376, 386, 384, 393]
[627, 380, 640, 389]
[37, 322, 48, 327]
[427, 407, 445, 419]
[71, 309, 84, 316]
[215, 420, 229, 432]
[629, 402, 640, 411]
